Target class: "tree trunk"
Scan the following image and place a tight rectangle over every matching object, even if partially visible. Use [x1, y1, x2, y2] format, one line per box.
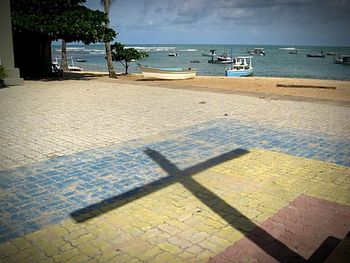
[125, 61, 128, 74]
[61, 39, 69, 71]
[102, 0, 116, 78]
[105, 42, 116, 78]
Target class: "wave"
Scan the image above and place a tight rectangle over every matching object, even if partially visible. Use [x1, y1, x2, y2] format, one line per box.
[54, 47, 105, 55]
[126, 46, 177, 52]
[86, 49, 105, 55]
[55, 47, 86, 52]
[178, 49, 198, 52]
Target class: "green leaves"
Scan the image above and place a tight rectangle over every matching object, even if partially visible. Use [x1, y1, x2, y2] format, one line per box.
[11, 0, 116, 44]
[110, 42, 148, 74]
[111, 43, 148, 62]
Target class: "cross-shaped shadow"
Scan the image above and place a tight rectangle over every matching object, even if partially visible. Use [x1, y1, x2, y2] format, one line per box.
[71, 148, 305, 262]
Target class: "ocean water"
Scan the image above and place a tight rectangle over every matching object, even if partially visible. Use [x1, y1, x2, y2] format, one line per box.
[51, 44, 350, 80]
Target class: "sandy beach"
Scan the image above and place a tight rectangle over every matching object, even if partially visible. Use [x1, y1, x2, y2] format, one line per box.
[74, 71, 350, 104]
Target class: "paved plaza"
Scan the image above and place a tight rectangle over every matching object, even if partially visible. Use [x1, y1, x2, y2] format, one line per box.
[0, 79, 349, 262]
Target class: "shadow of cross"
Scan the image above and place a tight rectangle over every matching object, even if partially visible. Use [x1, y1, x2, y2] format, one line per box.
[71, 148, 305, 262]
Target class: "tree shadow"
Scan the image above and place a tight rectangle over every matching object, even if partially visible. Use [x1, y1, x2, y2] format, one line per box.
[136, 78, 178, 82]
[23, 71, 109, 82]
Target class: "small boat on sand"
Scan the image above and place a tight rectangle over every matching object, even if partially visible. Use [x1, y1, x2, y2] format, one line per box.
[225, 56, 253, 77]
[52, 56, 83, 71]
[139, 66, 197, 80]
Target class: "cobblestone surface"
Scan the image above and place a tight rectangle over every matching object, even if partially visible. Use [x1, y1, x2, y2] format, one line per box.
[209, 195, 350, 263]
[0, 80, 349, 169]
[0, 80, 349, 262]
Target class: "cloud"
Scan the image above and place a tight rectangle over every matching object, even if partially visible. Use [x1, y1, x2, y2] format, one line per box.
[84, 0, 350, 45]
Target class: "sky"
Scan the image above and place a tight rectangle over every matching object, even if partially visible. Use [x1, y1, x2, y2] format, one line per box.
[85, 0, 350, 46]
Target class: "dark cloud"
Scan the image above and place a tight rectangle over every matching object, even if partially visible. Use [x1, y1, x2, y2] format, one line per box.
[85, 0, 350, 45]
[213, 0, 350, 25]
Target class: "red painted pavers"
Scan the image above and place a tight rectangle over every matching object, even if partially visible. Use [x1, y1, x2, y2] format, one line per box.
[209, 195, 350, 263]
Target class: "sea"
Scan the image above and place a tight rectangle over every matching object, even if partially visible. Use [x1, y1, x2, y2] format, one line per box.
[51, 44, 350, 80]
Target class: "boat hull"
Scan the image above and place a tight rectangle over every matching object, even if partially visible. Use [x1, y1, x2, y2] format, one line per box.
[226, 68, 253, 77]
[202, 53, 216, 57]
[140, 66, 197, 80]
[208, 59, 233, 64]
[68, 66, 83, 71]
[307, 54, 325, 58]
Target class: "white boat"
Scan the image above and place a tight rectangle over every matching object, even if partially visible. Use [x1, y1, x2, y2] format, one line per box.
[208, 59, 233, 64]
[248, 48, 266, 56]
[168, 52, 178, 57]
[202, 49, 216, 57]
[52, 57, 83, 71]
[217, 53, 233, 61]
[225, 56, 253, 77]
[307, 51, 325, 58]
[335, 55, 350, 65]
[208, 53, 234, 64]
[279, 47, 296, 51]
[139, 66, 197, 80]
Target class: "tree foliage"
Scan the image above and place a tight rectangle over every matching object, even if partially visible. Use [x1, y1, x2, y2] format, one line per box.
[11, 0, 116, 44]
[111, 43, 148, 74]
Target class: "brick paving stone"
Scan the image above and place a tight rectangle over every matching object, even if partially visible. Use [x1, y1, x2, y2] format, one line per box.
[1, 80, 349, 169]
[209, 195, 350, 263]
[0, 80, 349, 262]
[0, 118, 348, 243]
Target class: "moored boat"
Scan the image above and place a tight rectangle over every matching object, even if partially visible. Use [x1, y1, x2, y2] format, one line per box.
[248, 48, 266, 56]
[307, 51, 325, 58]
[279, 47, 296, 51]
[225, 56, 253, 77]
[342, 55, 350, 65]
[202, 49, 216, 57]
[139, 66, 197, 80]
[217, 53, 233, 61]
[168, 52, 178, 57]
[208, 53, 234, 64]
[208, 60, 233, 64]
[335, 55, 350, 65]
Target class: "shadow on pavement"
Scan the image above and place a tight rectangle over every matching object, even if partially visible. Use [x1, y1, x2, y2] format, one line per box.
[71, 147, 308, 262]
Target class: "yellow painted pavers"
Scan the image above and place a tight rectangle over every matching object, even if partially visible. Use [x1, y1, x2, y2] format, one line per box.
[1, 149, 349, 262]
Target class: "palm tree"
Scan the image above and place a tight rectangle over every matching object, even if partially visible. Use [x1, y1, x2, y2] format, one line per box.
[101, 0, 116, 78]
[60, 39, 69, 71]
